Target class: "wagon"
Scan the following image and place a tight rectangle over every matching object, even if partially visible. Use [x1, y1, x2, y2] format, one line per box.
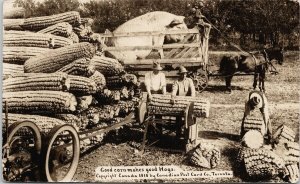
[2, 101, 136, 182]
[99, 24, 211, 92]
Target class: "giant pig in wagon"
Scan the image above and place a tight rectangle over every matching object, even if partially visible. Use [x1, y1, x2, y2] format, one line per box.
[105, 11, 188, 64]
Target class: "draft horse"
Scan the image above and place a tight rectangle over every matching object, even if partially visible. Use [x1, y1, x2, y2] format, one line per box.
[219, 48, 284, 93]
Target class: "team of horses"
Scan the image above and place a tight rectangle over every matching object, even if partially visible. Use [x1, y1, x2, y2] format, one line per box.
[219, 47, 284, 93]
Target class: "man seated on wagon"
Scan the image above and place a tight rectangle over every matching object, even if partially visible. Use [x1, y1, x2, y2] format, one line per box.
[241, 90, 272, 142]
[171, 66, 196, 138]
[144, 61, 167, 101]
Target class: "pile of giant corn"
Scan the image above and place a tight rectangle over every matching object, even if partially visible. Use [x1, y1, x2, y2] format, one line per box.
[2, 11, 139, 149]
[238, 110, 299, 183]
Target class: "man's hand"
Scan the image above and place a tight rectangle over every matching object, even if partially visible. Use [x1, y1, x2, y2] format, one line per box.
[170, 96, 175, 105]
[148, 94, 153, 102]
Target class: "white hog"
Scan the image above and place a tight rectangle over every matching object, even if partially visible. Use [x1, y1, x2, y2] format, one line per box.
[106, 11, 188, 63]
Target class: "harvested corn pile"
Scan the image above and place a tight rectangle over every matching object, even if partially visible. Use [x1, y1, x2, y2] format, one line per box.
[238, 122, 300, 182]
[2, 11, 139, 150]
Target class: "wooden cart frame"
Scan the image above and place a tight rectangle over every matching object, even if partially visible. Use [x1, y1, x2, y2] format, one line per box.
[99, 25, 211, 92]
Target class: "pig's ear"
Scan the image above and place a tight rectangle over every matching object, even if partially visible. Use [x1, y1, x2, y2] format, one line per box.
[167, 19, 182, 28]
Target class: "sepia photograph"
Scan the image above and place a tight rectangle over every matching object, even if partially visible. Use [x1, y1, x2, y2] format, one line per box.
[1, 0, 299, 182]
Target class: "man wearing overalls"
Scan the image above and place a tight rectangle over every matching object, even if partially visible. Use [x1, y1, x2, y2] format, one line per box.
[241, 90, 272, 142]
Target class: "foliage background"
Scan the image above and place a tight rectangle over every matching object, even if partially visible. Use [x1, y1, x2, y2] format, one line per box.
[14, 0, 300, 50]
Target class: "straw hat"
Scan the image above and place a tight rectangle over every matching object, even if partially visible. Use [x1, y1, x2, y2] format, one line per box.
[249, 93, 262, 108]
[153, 61, 162, 70]
[178, 65, 188, 74]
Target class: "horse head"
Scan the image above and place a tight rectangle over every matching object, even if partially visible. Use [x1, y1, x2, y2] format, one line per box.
[264, 47, 284, 65]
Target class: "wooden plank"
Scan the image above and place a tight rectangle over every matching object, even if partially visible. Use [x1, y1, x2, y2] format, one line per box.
[173, 47, 190, 59]
[123, 57, 203, 65]
[99, 28, 199, 38]
[102, 42, 201, 51]
[165, 34, 196, 58]
[135, 71, 179, 78]
[181, 48, 198, 58]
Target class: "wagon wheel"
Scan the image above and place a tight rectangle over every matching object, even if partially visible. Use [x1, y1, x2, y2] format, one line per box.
[191, 69, 209, 92]
[41, 125, 80, 182]
[3, 121, 42, 181]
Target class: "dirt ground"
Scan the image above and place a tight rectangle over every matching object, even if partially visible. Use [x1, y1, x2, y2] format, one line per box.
[73, 51, 299, 182]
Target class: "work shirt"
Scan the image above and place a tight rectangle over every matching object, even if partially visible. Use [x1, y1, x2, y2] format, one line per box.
[144, 72, 166, 92]
[172, 78, 196, 97]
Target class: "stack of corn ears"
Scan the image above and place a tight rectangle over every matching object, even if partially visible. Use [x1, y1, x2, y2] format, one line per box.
[148, 94, 210, 118]
[4, 31, 73, 48]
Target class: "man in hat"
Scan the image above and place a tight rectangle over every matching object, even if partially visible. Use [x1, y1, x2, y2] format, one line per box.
[171, 66, 196, 138]
[171, 65, 196, 100]
[144, 61, 166, 101]
[241, 90, 272, 142]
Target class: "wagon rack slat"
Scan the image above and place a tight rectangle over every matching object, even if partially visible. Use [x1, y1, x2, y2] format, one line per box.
[99, 25, 211, 92]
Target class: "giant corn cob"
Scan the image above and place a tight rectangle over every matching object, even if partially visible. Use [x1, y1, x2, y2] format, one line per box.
[3, 91, 77, 113]
[69, 75, 97, 95]
[3, 47, 50, 65]
[69, 31, 80, 43]
[242, 117, 266, 136]
[241, 130, 264, 149]
[53, 114, 83, 130]
[91, 55, 124, 76]
[2, 113, 66, 133]
[21, 11, 81, 31]
[149, 94, 210, 118]
[240, 148, 285, 179]
[3, 63, 24, 79]
[106, 73, 138, 89]
[273, 124, 296, 143]
[283, 164, 299, 183]
[273, 141, 300, 165]
[4, 31, 73, 48]
[24, 42, 96, 73]
[94, 89, 121, 104]
[190, 143, 221, 169]
[3, 73, 70, 92]
[89, 71, 106, 91]
[3, 19, 24, 30]
[76, 95, 93, 111]
[56, 58, 95, 77]
[38, 22, 73, 37]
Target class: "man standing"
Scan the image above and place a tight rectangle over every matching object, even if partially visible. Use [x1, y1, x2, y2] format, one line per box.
[171, 66, 196, 138]
[241, 90, 272, 142]
[144, 61, 166, 101]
